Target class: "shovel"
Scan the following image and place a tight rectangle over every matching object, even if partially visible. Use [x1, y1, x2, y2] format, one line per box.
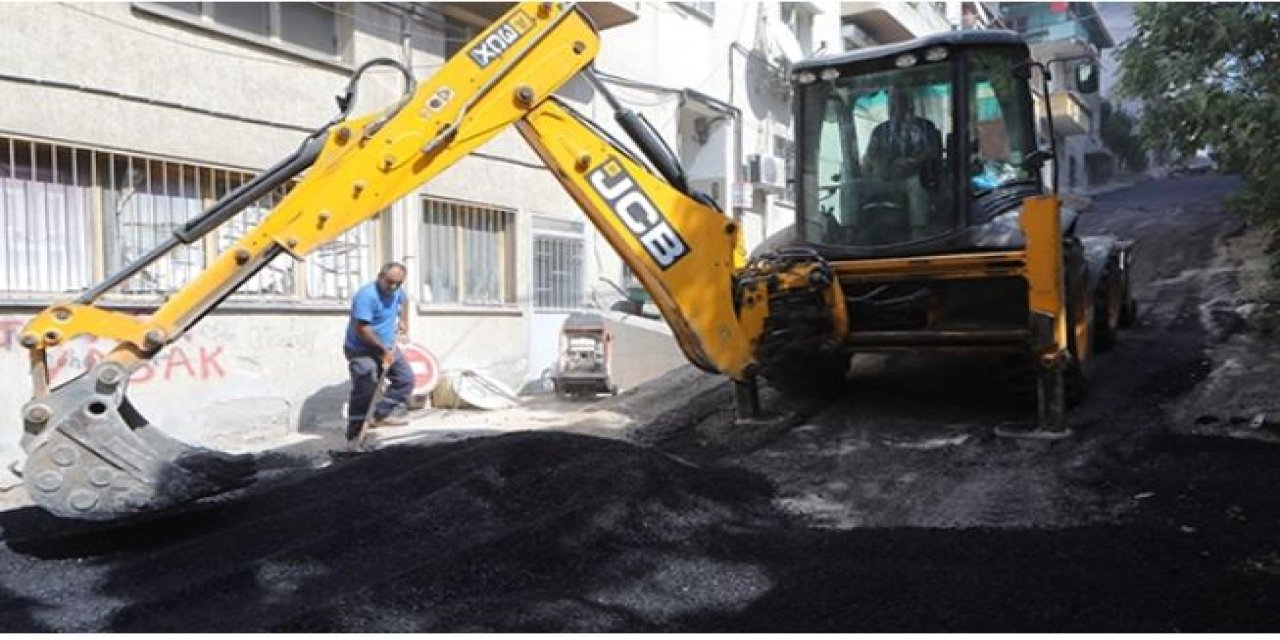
[350, 349, 396, 452]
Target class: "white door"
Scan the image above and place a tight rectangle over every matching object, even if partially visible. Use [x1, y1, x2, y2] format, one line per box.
[527, 217, 587, 383]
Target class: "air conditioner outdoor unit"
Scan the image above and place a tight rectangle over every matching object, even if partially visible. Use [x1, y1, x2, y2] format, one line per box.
[747, 153, 787, 193]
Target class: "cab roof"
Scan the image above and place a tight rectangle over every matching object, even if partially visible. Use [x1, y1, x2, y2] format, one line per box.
[793, 30, 1027, 71]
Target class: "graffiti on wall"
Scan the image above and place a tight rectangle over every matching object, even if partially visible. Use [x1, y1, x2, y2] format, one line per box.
[2, 317, 226, 385]
[0, 318, 26, 352]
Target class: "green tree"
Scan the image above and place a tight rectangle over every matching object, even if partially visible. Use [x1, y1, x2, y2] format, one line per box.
[1118, 3, 1280, 264]
[1098, 100, 1148, 173]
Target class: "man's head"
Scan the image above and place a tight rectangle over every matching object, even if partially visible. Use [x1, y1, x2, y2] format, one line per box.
[376, 262, 407, 296]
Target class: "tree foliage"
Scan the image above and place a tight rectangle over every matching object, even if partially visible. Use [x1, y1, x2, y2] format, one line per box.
[1098, 100, 1148, 173]
[1118, 2, 1280, 259]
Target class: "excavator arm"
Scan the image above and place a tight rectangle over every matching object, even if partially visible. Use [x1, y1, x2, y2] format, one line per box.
[13, 2, 772, 520]
[517, 97, 759, 378]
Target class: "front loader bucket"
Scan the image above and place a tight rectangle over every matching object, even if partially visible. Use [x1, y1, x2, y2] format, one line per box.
[21, 369, 256, 520]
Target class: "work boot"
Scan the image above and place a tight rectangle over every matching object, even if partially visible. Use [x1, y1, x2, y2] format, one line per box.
[371, 415, 410, 428]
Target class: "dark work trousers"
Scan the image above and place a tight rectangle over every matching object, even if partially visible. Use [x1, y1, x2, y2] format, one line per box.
[345, 347, 414, 440]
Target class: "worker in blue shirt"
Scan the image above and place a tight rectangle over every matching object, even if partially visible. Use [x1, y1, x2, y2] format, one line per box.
[343, 261, 414, 441]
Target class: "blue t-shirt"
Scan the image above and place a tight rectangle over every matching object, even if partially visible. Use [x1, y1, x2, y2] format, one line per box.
[344, 282, 405, 354]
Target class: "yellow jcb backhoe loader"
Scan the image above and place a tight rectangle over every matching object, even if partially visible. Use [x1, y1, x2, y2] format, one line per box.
[12, 2, 1132, 521]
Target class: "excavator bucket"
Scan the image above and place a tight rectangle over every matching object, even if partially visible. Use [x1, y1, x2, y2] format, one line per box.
[21, 368, 255, 520]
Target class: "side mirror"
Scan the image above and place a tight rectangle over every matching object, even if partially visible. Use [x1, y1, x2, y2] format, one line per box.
[1074, 62, 1099, 94]
[1024, 148, 1053, 170]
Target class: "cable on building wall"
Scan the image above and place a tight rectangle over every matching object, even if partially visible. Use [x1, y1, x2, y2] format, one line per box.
[58, 3, 303, 67]
[0, 72, 317, 134]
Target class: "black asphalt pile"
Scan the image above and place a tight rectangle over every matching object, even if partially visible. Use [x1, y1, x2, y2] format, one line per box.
[581, 365, 734, 444]
[0, 432, 787, 632]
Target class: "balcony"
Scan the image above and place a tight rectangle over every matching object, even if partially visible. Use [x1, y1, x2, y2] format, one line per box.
[1021, 20, 1092, 46]
[1036, 90, 1092, 137]
[841, 2, 951, 43]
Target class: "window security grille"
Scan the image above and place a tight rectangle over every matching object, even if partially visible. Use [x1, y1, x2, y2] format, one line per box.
[533, 231, 584, 310]
[0, 140, 93, 295]
[0, 135, 377, 303]
[421, 197, 515, 306]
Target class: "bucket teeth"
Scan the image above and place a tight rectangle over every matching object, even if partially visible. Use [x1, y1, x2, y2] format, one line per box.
[21, 376, 256, 520]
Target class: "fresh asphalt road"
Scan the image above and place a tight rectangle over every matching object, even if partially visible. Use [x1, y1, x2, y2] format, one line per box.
[2, 174, 1278, 632]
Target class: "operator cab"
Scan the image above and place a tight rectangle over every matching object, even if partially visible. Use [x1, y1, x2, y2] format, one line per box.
[792, 31, 1041, 258]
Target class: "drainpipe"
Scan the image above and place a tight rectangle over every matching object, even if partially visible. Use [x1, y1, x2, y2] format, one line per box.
[397, 3, 419, 325]
[728, 42, 755, 221]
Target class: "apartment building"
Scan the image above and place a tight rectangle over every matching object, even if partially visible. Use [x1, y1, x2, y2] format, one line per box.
[998, 1, 1114, 190]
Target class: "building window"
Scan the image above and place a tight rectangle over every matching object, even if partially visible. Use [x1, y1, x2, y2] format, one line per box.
[215, 177, 297, 296]
[0, 135, 378, 303]
[533, 218, 585, 311]
[142, 2, 342, 58]
[210, 2, 270, 37]
[103, 155, 208, 294]
[781, 3, 815, 56]
[774, 135, 796, 204]
[421, 197, 516, 307]
[679, 2, 715, 21]
[0, 140, 94, 294]
[307, 222, 379, 301]
[438, 12, 479, 59]
[415, 4, 485, 60]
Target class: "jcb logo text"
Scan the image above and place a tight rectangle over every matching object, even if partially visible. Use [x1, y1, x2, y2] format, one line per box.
[588, 160, 689, 269]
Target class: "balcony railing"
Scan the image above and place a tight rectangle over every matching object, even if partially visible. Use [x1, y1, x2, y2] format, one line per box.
[842, 2, 951, 42]
[1021, 20, 1093, 46]
[1037, 90, 1092, 137]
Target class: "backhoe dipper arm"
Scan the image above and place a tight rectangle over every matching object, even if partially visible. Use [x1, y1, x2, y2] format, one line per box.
[15, 2, 611, 520]
[516, 95, 758, 378]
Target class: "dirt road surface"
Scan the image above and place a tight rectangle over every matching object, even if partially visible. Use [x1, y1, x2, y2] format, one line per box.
[3, 174, 1279, 632]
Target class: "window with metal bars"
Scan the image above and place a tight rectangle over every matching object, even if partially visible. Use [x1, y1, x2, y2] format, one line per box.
[0, 135, 378, 303]
[532, 218, 585, 311]
[142, 2, 343, 58]
[0, 141, 94, 295]
[420, 197, 515, 307]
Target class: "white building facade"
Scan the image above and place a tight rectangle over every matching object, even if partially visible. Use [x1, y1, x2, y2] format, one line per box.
[0, 2, 951, 471]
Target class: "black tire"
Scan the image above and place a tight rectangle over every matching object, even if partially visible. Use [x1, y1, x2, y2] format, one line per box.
[1119, 297, 1138, 328]
[1064, 238, 1094, 407]
[1093, 253, 1125, 352]
[1064, 350, 1088, 408]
